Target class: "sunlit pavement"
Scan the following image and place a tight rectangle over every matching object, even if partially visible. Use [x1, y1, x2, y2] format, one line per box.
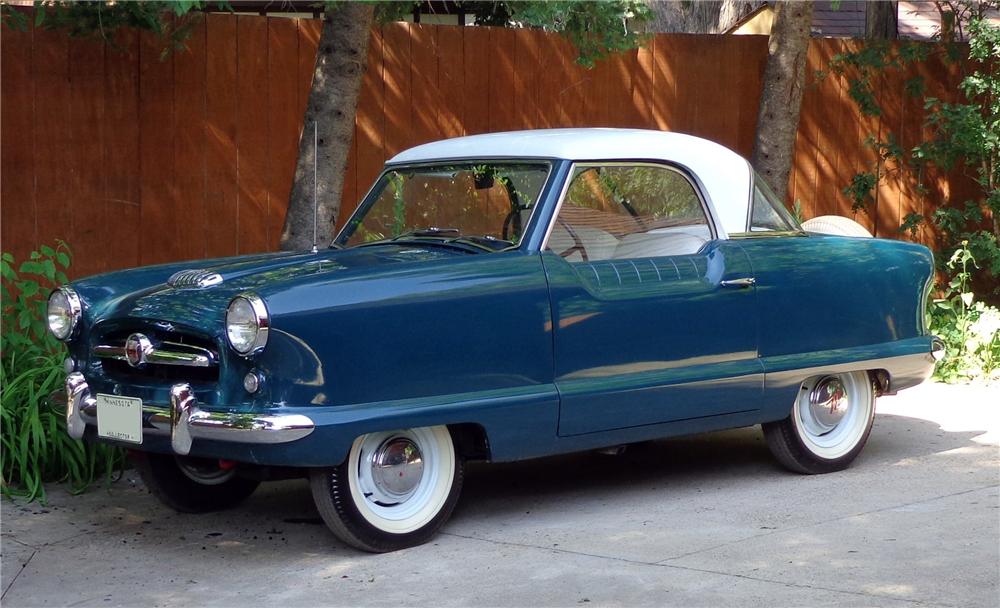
[3, 381, 997, 607]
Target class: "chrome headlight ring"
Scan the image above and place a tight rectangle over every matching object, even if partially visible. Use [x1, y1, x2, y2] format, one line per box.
[47, 286, 83, 341]
[225, 293, 270, 356]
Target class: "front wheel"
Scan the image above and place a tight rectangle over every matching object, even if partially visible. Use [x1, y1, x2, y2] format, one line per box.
[763, 371, 876, 474]
[131, 452, 260, 513]
[309, 425, 463, 553]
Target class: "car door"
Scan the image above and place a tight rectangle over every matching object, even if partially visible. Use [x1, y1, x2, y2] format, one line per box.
[541, 163, 763, 436]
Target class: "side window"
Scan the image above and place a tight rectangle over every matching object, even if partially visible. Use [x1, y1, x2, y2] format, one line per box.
[547, 165, 711, 262]
[749, 173, 802, 233]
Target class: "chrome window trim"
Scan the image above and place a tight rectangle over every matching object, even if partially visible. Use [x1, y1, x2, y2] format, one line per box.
[728, 230, 808, 239]
[745, 170, 806, 236]
[539, 160, 722, 255]
[334, 158, 556, 249]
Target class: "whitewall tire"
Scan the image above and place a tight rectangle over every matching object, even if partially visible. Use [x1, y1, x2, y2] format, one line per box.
[763, 371, 876, 474]
[309, 425, 463, 552]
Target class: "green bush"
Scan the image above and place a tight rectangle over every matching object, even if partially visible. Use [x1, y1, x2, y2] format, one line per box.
[928, 242, 1000, 383]
[1, 243, 123, 502]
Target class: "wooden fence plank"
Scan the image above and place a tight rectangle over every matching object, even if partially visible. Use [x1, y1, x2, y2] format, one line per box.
[383, 22, 412, 158]
[488, 27, 517, 132]
[236, 15, 269, 253]
[268, 17, 301, 248]
[32, 26, 73, 254]
[103, 30, 141, 271]
[354, 26, 386, 221]
[68, 36, 107, 277]
[1, 20, 36, 263]
[205, 14, 239, 258]
[410, 24, 443, 146]
[513, 29, 541, 128]
[462, 25, 490, 134]
[174, 15, 208, 260]
[436, 25, 464, 137]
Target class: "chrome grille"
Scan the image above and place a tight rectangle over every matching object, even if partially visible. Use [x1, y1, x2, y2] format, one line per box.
[93, 330, 221, 385]
[167, 269, 223, 289]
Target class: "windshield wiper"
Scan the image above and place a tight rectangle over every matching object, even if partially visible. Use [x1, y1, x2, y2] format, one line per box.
[446, 235, 513, 251]
[392, 227, 461, 240]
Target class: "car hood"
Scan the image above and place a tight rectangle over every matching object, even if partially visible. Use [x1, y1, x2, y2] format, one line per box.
[74, 245, 466, 336]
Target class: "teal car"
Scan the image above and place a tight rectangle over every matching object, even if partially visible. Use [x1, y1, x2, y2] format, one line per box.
[50, 129, 942, 552]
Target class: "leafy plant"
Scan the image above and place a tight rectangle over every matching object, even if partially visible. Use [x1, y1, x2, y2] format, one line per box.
[928, 242, 1000, 382]
[831, 6, 1000, 304]
[1, 1, 231, 57]
[507, 1, 653, 67]
[1, 243, 124, 502]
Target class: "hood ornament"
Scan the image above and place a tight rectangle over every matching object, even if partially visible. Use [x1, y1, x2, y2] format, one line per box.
[167, 269, 223, 289]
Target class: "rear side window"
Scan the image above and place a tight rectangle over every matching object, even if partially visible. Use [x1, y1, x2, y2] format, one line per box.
[749, 173, 802, 233]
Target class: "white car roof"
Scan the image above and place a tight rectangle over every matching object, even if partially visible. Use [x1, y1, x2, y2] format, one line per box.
[388, 128, 753, 236]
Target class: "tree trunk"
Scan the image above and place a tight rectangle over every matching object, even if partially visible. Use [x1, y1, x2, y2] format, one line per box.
[280, 3, 374, 251]
[751, 0, 813, 202]
[865, 1, 898, 39]
[646, 0, 765, 34]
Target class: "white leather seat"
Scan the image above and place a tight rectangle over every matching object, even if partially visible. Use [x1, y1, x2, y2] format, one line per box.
[612, 226, 709, 259]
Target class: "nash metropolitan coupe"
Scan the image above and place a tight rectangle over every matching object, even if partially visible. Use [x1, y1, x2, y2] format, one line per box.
[50, 129, 942, 552]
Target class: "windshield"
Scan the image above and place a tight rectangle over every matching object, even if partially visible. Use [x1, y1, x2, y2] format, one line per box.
[337, 162, 551, 250]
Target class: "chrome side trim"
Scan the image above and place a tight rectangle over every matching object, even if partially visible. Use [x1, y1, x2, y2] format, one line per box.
[93, 341, 217, 367]
[66, 376, 315, 450]
[720, 277, 756, 288]
[764, 347, 938, 396]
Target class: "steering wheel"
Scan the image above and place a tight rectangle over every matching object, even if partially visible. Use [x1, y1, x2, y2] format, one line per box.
[502, 210, 519, 241]
[557, 217, 588, 261]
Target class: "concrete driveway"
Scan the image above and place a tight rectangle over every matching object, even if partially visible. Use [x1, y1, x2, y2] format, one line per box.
[2, 381, 997, 607]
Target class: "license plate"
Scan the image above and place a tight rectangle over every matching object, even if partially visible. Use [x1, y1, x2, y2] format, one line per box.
[96, 394, 143, 444]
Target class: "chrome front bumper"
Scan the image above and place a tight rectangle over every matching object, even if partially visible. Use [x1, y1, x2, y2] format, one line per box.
[65, 372, 315, 455]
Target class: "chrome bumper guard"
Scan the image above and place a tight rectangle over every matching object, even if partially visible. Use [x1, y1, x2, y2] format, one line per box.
[65, 372, 315, 456]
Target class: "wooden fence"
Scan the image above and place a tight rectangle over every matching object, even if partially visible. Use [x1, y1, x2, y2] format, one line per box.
[0, 14, 974, 278]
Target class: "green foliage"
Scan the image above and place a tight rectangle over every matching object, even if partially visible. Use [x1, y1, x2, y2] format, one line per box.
[843, 171, 879, 212]
[791, 200, 805, 224]
[506, 1, 653, 68]
[833, 10, 1000, 311]
[928, 242, 1000, 382]
[1, 1, 229, 56]
[1, 244, 124, 502]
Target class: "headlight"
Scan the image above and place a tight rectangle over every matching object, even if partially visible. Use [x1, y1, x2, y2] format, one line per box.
[226, 294, 269, 355]
[47, 287, 82, 341]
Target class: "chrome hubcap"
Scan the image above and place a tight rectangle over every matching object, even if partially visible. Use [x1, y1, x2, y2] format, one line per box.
[806, 376, 848, 435]
[369, 437, 424, 502]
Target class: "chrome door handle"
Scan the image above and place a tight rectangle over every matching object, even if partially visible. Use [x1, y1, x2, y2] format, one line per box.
[720, 277, 756, 289]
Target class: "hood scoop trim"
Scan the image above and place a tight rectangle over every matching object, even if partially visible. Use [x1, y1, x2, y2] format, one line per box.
[167, 269, 224, 289]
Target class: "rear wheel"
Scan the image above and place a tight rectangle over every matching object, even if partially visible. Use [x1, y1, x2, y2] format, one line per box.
[763, 371, 876, 474]
[131, 452, 260, 513]
[309, 425, 463, 553]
